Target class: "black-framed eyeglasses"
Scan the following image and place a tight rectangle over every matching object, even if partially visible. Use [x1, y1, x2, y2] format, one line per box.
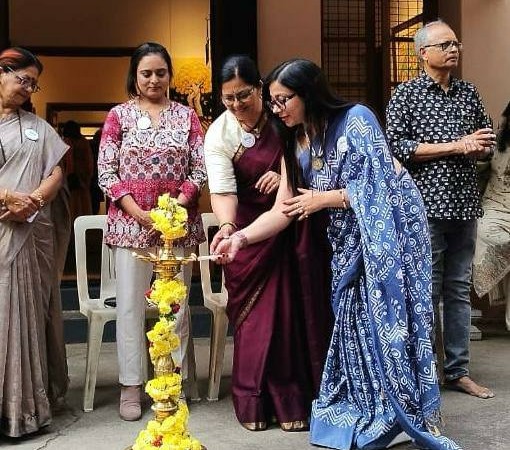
[221, 86, 255, 106]
[267, 93, 296, 111]
[4, 66, 41, 93]
[422, 40, 463, 52]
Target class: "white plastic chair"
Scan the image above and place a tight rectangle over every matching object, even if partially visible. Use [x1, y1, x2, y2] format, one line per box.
[198, 212, 229, 401]
[74, 215, 198, 411]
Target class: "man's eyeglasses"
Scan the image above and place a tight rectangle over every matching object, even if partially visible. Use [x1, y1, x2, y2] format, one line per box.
[4, 66, 41, 93]
[422, 40, 463, 52]
[267, 93, 296, 111]
[221, 87, 255, 106]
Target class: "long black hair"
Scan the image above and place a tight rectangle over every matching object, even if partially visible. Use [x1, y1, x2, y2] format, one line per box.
[263, 58, 352, 193]
[126, 42, 173, 98]
[498, 101, 510, 152]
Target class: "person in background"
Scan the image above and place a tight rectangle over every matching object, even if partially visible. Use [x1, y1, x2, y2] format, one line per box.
[0, 47, 69, 437]
[62, 119, 94, 222]
[98, 42, 206, 421]
[473, 101, 510, 330]
[204, 55, 332, 432]
[213, 58, 461, 450]
[89, 128, 105, 214]
[386, 19, 495, 399]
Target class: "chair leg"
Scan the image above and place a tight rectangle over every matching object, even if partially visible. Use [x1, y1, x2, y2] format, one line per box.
[83, 315, 107, 412]
[207, 308, 229, 401]
[184, 312, 200, 401]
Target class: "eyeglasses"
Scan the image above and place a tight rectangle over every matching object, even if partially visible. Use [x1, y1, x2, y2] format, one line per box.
[267, 93, 296, 111]
[4, 66, 41, 93]
[221, 87, 255, 106]
[422, 40, 463, 52]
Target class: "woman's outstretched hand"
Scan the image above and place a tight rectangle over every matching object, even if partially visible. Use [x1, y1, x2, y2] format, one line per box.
[282, 188, 321, 221]
[211, 232, 246, 265]
[255, 170, 281, 195]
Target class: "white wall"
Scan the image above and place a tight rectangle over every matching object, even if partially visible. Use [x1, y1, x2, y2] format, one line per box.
[9, 0, 209, 120]
[10, 0, 172, 47]
[460, 0, 510, 125]
[257, 0, 322, 76]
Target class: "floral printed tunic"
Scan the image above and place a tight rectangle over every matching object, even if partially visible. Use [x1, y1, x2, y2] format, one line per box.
[98, 100, 206, 248]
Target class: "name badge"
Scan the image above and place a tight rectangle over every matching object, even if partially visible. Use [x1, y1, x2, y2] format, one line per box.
[25, 128, 39, 141]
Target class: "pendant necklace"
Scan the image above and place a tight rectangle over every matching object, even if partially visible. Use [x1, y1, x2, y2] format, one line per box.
[239, 111, 265, 149]
[307, 122, 327, 171]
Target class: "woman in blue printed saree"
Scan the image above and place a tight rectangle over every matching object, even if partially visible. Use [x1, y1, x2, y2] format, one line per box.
[213, 59, 461, 449]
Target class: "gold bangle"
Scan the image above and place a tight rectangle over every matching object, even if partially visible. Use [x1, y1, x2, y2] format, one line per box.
[0, 189, 7, 211]
[32, 188, 45, 208]
[339, 189, 347, 209]
[219, 221, 237, 230]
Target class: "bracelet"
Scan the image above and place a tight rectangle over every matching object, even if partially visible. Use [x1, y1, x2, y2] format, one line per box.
[339, 189, 347, 209]
[219, 221, 237, 230]
[32, 188, 45, 208]
[231, 231, 248, 249]
[0, 189, 7, 211]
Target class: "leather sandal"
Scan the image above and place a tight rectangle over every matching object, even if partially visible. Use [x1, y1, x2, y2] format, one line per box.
[241, 422, 267, 431]
[280, 420, 309, 432]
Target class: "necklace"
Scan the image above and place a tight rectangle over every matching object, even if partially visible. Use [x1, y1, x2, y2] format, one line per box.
[238, 111, 265, 149]
[0, 110, 22, 166]
[306, 122, 327, 171]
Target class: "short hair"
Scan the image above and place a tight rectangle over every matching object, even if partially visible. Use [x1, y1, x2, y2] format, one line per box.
[219, 55, 261, 87]
[62, 120, 82, 138]
[414, 19, 448, 57]
[126, 42, 173, 98]
[0, 47, 43, 74]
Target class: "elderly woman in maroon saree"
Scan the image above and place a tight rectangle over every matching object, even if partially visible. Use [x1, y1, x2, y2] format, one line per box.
[204, 55, 332, 431]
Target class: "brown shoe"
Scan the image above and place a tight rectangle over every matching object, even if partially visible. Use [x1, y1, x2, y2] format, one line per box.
[120, 385, 142, 421]
[280, 420, 309, 432]
[241, 422, 267, 431]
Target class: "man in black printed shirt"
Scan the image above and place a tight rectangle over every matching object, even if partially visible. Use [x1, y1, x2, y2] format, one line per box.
[386, 20, 495, 399]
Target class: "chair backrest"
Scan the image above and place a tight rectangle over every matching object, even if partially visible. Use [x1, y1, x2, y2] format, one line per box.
[74, 215, 116, 313]
[199, 212, 227, 308]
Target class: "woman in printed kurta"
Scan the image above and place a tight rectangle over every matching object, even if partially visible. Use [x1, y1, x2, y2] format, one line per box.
[0, 47, 69, 437]
[215, 59, 461, 449]
[205, 56, 332, 431]
[98, 42, 206, 421]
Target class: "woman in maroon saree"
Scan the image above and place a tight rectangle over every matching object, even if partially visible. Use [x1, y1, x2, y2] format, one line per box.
[204, 55, 332, 431]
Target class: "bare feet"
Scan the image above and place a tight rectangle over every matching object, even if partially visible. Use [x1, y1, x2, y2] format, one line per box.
[446, 376, 495, 399]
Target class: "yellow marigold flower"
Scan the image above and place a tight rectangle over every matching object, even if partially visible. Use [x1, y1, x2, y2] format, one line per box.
[146, 373, 182, 402]
[150, 195, 188, 240]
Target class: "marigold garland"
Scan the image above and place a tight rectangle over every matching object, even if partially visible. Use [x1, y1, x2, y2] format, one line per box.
[146, 317, 180, 360]
[149, 194, 188, 241]
[145, 373, 182, 402]
[132, 194, 203, 450]
[133, 404, 202, 450]
[149, 278, 188, 316]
